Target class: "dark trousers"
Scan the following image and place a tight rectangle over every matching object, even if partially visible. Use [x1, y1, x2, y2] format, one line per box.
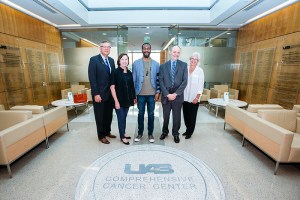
[182, 101, 199, 136]
[92, 100, 113, 139]
[162, 100, 183, 136]
[115, 107, 129, 139]
[137, 95, 155, 136]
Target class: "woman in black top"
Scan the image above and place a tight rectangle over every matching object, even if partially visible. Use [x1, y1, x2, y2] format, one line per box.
[110, 53, 136, 145]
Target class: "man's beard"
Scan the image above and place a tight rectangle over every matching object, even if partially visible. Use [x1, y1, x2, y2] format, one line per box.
[143, 52, 150, 58]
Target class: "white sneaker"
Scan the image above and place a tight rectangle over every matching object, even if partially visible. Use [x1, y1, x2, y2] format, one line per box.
[148, 135, 155, 143]
[134, 135, 143, 142]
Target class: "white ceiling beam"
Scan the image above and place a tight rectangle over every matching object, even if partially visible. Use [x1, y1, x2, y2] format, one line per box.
[88, 10, 210, 25]
[86, 0, 212, 8]
[46, 0, 89, 25]
[209, 0, 252, 25]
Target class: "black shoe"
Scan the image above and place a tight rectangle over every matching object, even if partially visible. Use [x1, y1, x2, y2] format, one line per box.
[174, 136, 180, 143]
[185, 135, 192, 139]
[121, 139, 130, 145]
[182, 132, 187, 136]
[125, 136, 131, 139]
[160, 133, 168, 140]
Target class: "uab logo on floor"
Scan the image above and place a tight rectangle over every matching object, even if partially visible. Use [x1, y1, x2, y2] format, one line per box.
[124, 164, 174, 174]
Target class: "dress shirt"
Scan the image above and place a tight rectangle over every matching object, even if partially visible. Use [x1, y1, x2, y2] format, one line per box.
[101, 54, 111, 73]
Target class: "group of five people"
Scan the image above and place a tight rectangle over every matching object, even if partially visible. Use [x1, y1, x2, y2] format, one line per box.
[88, 41, 204, 145]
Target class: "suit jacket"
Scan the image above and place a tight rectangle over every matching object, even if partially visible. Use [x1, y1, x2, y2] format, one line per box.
[159, 59, 188, 104]
[88, 54, 116, 102]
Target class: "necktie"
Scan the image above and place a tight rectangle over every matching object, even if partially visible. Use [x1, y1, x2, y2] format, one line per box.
[104, 58, 110, 74]
[171, 61, 176, 86]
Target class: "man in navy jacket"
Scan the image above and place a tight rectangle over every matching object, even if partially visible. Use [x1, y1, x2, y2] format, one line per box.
[88, 41, 116, 144]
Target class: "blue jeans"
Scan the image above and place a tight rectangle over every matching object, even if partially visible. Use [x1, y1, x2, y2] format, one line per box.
[115, 107, 129, 139]
[137, 95, 155, 136]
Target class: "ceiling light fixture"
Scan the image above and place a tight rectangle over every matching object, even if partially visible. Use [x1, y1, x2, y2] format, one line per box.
[198, 31, 229, 46]
[57, 24, 81, 27]
[242, 0, 261, 11]
[82, 38, 99, 47]
[163, 37, 176, 50]
[145, 33, 149, 35]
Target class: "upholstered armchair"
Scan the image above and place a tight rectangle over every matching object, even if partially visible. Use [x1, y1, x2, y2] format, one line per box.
[200, 89, 210, 102]
[61, 85, 92, 102]
[293, 105, 300, 117]
[210, 85, 239, 100]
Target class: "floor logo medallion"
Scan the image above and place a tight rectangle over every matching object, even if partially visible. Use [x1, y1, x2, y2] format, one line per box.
[75, 145, 225, 200]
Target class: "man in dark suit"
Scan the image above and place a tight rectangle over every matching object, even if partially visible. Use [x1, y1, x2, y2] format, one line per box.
[88, 41, 116, 144]
[159, 46, 188, 143]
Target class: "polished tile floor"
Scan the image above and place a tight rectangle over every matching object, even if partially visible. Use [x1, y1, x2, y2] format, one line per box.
[0, 105, 299, 200]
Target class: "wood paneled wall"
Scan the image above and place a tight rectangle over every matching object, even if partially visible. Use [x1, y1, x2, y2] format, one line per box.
[237, 3, 300, 46]
[76, 39, 98, 48]
[0, 3, 65, 109]
[233, 2, 300, 109]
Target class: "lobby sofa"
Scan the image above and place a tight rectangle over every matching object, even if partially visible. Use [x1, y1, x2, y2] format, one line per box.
[224, 104, 300, 174]
[10, 105, 69, 143]
[0, 106, 69, 177]
[0, 110, 46, 178]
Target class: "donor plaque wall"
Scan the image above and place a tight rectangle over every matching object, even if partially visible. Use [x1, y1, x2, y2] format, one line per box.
[234, 33, 300, 109]
[0, 43, 64, 108]
[0, 44, 30, 107]
[270, 43, 300, 108]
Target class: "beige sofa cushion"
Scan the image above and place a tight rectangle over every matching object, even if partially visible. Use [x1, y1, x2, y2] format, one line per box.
[289, 133, 300, 162]
[296, 118, 300, 134]
[0, 116, 44, 146]
[214, 85, 228, 93]
[247, 104, 283, 113]
[71, 85, 85, 93]
[293, 105, 300, 113]
[10, 105, 45, 114]
[258, 110, 297, 132]
[0, 111, 32, 131]
[39, 106, 67, 125]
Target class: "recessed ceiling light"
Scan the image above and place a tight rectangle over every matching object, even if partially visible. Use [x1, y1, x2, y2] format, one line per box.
[102, 33, 107, 36]
[178, 32, 182, 35]
[63, 37, 67, 40]
[227, 32, 231, 35]
[146, 27, 150, 29]
[145, 33, 149, 35]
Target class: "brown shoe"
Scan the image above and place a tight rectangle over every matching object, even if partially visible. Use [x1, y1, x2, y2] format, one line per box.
[107, 133, 117, 138]
[100, 137, 110, 144]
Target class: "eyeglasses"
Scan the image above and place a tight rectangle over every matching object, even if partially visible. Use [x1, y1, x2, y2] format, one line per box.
[100, 46, 111, 49]
[190, 58, 198, 61]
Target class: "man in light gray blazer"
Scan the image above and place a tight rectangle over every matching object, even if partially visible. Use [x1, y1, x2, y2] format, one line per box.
[159, 46, 188, 143]
[132, 43, 160, 143]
